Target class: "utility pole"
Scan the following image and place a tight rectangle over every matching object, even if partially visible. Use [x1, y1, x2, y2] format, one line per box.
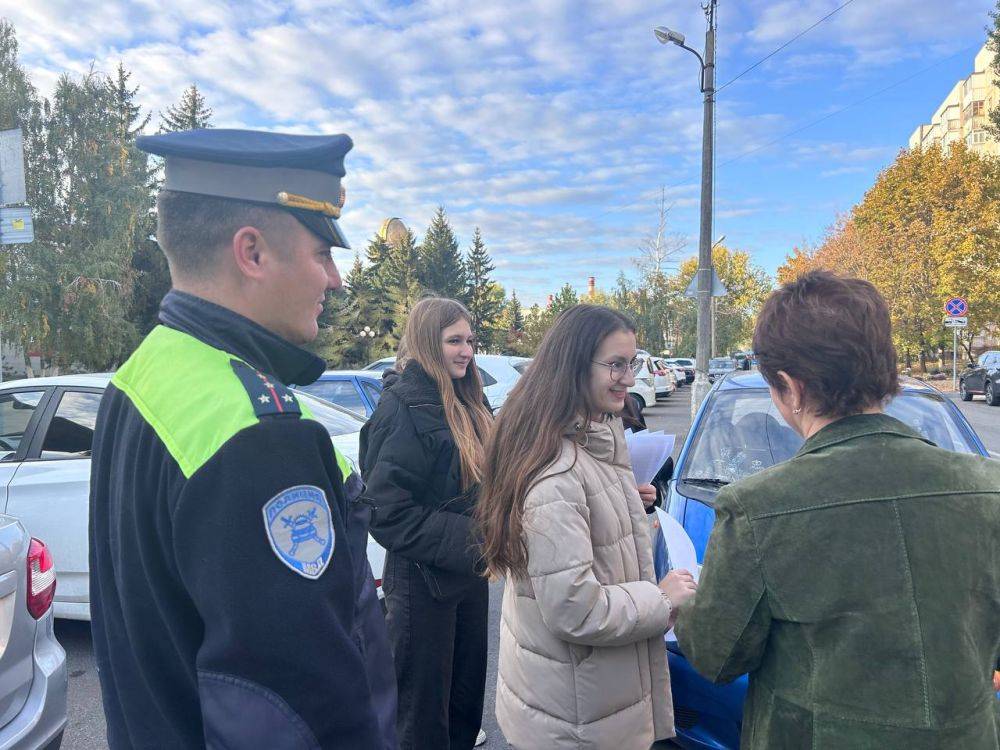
[653, 2, 717, 417]
[692, 0, 717, 417]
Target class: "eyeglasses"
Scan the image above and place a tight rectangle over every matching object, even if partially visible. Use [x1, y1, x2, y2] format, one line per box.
[592, 357, 644, 381]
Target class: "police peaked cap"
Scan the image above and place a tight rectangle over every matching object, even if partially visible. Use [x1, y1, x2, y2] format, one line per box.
[137, 128, 353, 249]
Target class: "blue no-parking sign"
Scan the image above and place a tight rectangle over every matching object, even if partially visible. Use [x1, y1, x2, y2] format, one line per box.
[944, 297, 968, 317]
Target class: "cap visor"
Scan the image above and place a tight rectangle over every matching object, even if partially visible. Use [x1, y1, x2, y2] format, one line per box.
[291, 210, 350, 250]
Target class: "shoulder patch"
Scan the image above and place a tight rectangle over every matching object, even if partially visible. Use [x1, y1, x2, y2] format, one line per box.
[230, 359, 302, 418]
[263, 485, 335, 579]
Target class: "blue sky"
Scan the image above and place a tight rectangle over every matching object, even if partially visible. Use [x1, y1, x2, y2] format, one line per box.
[4, 0, 996, 304]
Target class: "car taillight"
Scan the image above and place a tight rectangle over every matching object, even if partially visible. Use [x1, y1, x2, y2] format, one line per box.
[27, 538, 56, 620]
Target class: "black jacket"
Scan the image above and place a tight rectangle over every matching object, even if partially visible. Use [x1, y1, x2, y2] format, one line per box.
[359, 362, 484, 596]
[89, 290, 397, 750]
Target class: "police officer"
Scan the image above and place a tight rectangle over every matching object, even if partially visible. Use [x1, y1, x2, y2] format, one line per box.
[89, 129, 397, 749]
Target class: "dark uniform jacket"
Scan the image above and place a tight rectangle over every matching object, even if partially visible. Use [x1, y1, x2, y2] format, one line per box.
[359, 361, 483, 599]
[89, 290, 397, 750]
[676, 413, 1000, 750]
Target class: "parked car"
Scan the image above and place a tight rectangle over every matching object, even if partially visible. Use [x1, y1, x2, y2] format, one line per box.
[365, 354, 531, 411]
[731, 351, 752, 371]
[666, 358, 696, 384]
[298, 370, 385, 417]
[0, 374, 385, 621]
[707, 357, 737, 383]
[625, 354, 657, 410]
[959, 350, 1000, 405]
[658, 359, 686, 387]
[647, 358, 675, 399]
[657, 371, 995, 750]
[0, 519, 66, 750]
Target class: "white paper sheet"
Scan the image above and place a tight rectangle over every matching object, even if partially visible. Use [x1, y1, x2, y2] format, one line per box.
[654, 507, 701, 642]
[624, 429, 675, 485]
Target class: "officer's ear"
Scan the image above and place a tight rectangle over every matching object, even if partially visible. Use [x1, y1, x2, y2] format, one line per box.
[231, 226, 270, 280]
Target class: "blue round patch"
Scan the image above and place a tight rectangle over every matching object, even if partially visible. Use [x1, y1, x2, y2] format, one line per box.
[262, 485, 335, 579]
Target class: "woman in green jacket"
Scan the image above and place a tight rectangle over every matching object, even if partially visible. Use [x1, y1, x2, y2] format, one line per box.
[676, 271, 1000, 750]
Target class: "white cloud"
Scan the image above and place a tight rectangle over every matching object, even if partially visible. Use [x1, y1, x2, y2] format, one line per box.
[4, 0, 995, 300]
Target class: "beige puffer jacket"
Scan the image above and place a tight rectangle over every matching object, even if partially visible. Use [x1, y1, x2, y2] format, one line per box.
[496, 417, 674, 749]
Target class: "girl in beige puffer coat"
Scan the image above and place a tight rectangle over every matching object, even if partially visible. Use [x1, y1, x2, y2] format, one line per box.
[477, 304, 698, 750]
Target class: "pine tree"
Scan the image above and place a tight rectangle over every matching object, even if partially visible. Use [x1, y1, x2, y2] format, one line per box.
[359, 234, 397, 358]
[335, 253, 389, 366]
[160, 84, 213, 132]
[383, 229, 423, 350]
[108, 63, 163, 339]
[497, 292, 528, 355]
[549, 283, 579, 317]
[31, 69, 149, 370]
[418, 206, 466, 299]
[305, 288, 355, 367]
[508, 291, 526, 332]
[464, 228, 504, 352]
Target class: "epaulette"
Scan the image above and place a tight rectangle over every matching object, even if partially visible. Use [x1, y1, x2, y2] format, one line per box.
[230, 360, 302, 418]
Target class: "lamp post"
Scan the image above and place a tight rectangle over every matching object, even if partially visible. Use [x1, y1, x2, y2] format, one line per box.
[655, 0, 717, 418]
[356, 325, 377, 364]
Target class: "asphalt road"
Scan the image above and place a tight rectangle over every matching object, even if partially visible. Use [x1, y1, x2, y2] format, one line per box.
[946, 391, 1000, 456]
[53, 389, 993, 748]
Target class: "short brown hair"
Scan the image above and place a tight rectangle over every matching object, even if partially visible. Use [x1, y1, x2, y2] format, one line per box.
[155, 190, 293, 277]
[752, 271, 898, 417]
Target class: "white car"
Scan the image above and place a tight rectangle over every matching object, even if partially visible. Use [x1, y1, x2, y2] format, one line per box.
[646, 358, 675, 399]
[365, 354, 532, 411]
[0, 374, 385, 621]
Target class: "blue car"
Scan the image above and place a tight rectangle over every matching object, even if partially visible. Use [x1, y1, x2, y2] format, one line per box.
[298, 370, 385, 417]
[659, 371, 996, 750]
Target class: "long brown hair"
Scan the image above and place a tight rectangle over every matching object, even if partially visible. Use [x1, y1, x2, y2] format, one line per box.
[400, 297, 493, 488]
[477, 304, 636, 579]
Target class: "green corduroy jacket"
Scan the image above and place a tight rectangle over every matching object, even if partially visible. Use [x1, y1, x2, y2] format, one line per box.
[675, 413, 1000, 750]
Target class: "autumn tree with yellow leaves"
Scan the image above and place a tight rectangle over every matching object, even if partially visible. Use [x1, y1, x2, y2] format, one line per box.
[777, 142, 1000, 369]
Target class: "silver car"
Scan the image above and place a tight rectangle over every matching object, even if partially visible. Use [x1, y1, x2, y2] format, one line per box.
[0, 521, 66, 748]
[708, 357, 738, 383]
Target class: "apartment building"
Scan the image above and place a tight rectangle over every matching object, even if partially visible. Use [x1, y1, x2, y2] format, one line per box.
[909, 43, 1000, 156]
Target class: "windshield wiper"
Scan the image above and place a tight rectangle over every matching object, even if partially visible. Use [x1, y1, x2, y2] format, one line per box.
[682, 477, 730, 487]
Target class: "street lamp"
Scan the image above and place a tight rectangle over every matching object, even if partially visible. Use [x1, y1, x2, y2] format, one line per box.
[653, 26, 686, 47]
[653, 27, 707, 91]
[356, 326, 377, 363]
[654, 1, 717, 418]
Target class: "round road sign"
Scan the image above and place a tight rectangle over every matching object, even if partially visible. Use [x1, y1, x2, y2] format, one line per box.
[944, 297, 968, 317]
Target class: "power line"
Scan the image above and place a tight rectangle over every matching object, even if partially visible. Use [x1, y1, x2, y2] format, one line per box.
[716, 0, 858, 94]
[597, 45, 973, 220]
[716, 45, 973, 170]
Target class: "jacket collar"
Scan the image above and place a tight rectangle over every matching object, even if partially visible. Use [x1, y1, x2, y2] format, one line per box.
[796, 412, 932, 458]
[158, 289, 326, 386]
[395, 360, 443, 405]
[566, 416, 630, 466]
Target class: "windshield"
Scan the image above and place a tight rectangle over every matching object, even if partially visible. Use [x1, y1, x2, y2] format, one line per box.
[293, 390, 366, 436]
[709, 358, 734, 369]
[681, 389, 979, 492]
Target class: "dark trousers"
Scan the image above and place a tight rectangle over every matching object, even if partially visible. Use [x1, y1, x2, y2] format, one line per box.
[383, 554, 489, 750]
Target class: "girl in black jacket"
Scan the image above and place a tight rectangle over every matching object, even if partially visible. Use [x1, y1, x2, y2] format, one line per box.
[360, 297, 493, 750]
